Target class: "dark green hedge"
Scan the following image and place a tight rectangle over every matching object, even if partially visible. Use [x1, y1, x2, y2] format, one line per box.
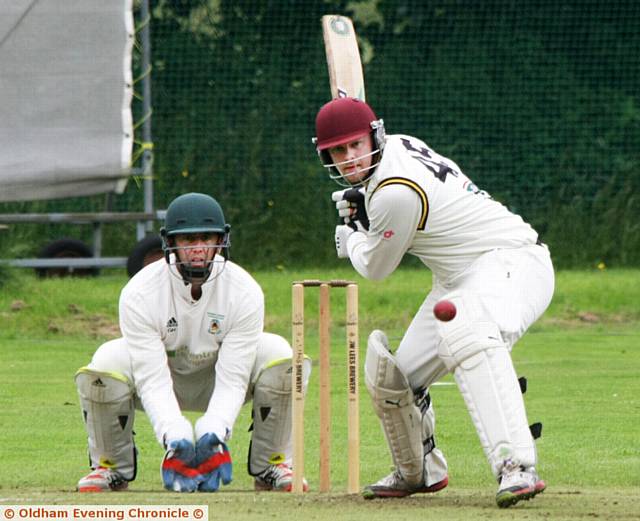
[2, 1, 638, 268]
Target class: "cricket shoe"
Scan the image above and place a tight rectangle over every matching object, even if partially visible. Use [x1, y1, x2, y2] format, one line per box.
[254, 463, 309, 492]
[362, 470, 448, 499]
[495, 463, 546, 508]
[77, 467, 128, 492]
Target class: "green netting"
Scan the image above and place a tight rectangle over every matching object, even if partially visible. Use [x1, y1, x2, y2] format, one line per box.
[2, 0, 639, 267]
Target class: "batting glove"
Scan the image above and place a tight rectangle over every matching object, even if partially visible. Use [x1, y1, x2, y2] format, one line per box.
[335, 224, 355, 258]
[161, 439, 199, 492]
[331, 187, 369, 231]
[195, 433, 233, 492]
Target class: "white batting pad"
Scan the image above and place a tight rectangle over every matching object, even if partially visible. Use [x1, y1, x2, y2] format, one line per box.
[75, 368, 137, 480]
[365, 330, 424, 486]
[436, 292, 536, 477]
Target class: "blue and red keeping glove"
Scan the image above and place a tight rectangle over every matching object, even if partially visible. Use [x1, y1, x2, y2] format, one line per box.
[194, 433, 233, 492]
[161, 439, 199, 492]
[161, 435, 232, 492]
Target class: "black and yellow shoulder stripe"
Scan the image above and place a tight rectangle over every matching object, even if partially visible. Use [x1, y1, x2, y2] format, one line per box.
[371, 177, 429, 230]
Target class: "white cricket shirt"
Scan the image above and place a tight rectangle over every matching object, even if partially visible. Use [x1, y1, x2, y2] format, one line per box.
[118, 256, 264, 444]
[347, 135, 539, 283]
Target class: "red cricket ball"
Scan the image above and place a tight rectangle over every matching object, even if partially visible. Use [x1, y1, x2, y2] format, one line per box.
[433, 300, 457, 322]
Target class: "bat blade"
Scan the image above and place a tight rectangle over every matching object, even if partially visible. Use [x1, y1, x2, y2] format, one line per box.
[321, 15, 365, 101]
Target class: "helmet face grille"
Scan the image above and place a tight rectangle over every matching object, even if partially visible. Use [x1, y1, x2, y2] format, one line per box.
[315, 97, 378, 151]
[160, 193, 232, 285]
[164, 244, 229, 285]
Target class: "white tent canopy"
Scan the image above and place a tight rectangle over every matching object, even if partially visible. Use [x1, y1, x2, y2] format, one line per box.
[0, 0, 134, 202]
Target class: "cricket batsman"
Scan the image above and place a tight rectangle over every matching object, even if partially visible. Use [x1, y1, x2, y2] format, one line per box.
[75, 193, 310, 493]
[313, 97, 554, 507]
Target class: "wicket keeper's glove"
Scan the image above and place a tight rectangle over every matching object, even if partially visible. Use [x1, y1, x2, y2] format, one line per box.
[195, 433, 233, 492]
[161, 439, 199, 492]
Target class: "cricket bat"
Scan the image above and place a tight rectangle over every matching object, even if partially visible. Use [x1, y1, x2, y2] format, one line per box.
[321, 15, 365, 101]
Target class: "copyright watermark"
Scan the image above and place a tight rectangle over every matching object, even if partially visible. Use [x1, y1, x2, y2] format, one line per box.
[1, 507, 207, 521]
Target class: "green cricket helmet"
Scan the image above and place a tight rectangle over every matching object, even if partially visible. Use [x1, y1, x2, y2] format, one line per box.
[160, 193, 231, 283]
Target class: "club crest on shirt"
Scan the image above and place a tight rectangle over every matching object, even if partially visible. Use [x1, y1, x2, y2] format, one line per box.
[207, 312, 224, 335]
[208, 319, 221, 334]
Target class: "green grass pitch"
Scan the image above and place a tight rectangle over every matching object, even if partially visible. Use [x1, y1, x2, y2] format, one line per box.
[0, 267, 638, 520]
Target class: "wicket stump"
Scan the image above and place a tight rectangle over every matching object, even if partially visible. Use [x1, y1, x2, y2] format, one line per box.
[291, 279, 359, 494]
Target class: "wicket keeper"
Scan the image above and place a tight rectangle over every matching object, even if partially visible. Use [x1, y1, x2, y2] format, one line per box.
[75, 193, 310, 493]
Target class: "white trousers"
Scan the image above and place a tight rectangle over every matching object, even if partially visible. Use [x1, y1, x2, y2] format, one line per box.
[82, 332, 298, 476]
[396, 244, 554, 390]
[88, 332, 293, 412]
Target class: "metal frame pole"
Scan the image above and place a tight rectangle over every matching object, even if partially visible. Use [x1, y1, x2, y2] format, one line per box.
[139, 0, 154, 234]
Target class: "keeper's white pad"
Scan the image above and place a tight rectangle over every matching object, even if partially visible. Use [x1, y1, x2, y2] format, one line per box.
[436, 291, 536, 477]
[248, 357, 311, 475]
[365, 330, 424, 486]
[75, 368, 137, 480]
